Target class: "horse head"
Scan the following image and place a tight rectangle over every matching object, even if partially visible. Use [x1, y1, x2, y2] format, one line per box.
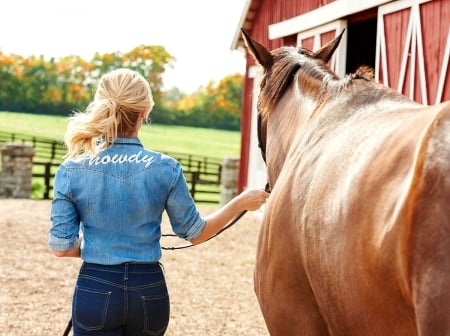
[241, 29, 344, 186]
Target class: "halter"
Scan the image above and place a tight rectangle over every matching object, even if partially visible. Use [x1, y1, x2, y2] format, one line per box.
[257, 112, 267, 164]
[257, 112, 272, 194]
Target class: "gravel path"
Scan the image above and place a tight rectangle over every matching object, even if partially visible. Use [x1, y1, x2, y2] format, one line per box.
[0, 200, 269, 336]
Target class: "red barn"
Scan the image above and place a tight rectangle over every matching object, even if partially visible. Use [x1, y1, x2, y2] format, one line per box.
[232, 0, 450, 192]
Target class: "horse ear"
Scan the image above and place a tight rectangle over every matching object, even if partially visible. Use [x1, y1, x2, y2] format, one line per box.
[313, 29, 345, 63]
[241, 29, 273, 70]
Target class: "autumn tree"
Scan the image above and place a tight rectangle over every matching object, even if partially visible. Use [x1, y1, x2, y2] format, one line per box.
[162, 73, 243, 130]
[0, 45, 174, 115]
[0, 47, 243, 130]
[0, 52, 22, 110]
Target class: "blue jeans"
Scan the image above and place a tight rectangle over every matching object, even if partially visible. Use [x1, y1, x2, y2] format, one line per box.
[72, 262, 170, 336]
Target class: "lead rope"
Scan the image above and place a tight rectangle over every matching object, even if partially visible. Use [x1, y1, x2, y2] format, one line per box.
[161, 209, 247, 250]
[62, 319, 72, 336]
[162, 182, 271, 250]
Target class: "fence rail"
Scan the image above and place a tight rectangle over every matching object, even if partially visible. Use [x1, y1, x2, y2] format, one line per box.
[0, 131, 66, 162]
[0, 131, 222, 203]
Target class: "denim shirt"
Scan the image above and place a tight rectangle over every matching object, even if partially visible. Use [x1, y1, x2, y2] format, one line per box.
[49, 137, 206, 264]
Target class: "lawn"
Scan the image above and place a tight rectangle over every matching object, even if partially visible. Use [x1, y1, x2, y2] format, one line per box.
[0, 111, 241, 159]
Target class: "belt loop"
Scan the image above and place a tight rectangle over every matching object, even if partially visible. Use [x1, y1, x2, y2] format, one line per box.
[124, 263, 129, 281]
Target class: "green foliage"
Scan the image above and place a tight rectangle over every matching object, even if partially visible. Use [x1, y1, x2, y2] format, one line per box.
[0, 46, 174, 116]
[31, 181, 45, 199]
[0, 48, 243, 130]
[160, 73, 244, 130]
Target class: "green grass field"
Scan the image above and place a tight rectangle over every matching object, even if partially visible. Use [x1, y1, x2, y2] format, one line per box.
[0, 111, 241, 201]
[0, 111, 241, 159]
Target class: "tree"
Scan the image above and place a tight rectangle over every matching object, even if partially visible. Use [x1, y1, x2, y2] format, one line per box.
[123, 45, 175, 102]
[0, 45, 175, 116]
[163, 73, 243, 130]
[0, 47, 243, 130]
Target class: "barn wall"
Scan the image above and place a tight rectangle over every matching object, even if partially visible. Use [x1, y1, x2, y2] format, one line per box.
[422, 0, 449, 101]
[376, 0, 450, 104]
[238, 72, 254, 191]
[244, 0, 336, 66]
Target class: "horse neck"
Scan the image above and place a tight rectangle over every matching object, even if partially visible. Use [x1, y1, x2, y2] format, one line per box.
[266, 83, 313, 185]
[264, 68, 423, 186]
[264, 70, 350, 185]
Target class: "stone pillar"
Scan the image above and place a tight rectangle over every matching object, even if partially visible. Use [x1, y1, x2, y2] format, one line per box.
[220, 157, 239, 206]
[0, 143, 35, 198]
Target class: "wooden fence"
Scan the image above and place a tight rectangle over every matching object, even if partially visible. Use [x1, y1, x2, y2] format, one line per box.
[0, 131, 222, 203]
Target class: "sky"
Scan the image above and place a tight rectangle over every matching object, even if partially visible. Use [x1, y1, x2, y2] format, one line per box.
[0, 0, 248, 93]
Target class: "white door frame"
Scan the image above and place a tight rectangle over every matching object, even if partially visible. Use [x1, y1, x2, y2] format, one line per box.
[246, 65, 268, 191]
[296, 20, 348, 77]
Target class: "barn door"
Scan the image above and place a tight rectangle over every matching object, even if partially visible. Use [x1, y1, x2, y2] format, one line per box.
[297, 20, 348, 77]
[376, 0, 450, 104]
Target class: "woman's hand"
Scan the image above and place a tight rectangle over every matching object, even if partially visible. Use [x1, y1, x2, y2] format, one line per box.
[234, 188, 270, 211]
[190, 188, 269, 245]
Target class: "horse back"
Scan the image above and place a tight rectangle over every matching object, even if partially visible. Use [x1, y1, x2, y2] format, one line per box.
[406, 101, 450, 334]
[324, 100, 450, 334]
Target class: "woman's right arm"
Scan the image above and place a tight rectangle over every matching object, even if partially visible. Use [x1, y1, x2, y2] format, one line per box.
[189, 189, 269, 245]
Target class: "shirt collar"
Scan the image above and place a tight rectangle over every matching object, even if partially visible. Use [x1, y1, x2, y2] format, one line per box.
[112, 137, 143, 146]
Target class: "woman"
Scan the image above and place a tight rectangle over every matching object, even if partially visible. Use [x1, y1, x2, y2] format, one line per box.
[49, 68, 269, 336]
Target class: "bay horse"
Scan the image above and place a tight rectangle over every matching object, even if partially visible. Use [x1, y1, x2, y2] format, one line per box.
[242, 29, 450, 335]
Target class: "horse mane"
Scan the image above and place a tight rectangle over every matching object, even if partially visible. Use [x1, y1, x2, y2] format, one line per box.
[351, 65, 375, 81]
[258, 46, 376, 121]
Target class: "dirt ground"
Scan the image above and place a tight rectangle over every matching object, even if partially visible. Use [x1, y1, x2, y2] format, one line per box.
[0, 199, 269, 336]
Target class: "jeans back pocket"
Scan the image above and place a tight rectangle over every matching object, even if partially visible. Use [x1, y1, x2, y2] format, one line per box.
[142, 293, 170, 335]
[73, 286, 112, 331]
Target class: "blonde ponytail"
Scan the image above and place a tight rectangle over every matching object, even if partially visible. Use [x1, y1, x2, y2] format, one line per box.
[64, 69, 154, 160]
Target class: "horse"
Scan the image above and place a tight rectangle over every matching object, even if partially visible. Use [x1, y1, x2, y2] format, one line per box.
[242, 29, 450, 336]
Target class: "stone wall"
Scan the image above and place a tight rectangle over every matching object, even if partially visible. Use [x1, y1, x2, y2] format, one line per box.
[220, 157, 239, 206]
[0, 143, 35, 198]
[0, 143, 240, 202]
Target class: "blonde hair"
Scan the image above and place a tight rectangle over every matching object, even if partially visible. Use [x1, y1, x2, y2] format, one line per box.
[64, 68, 154, 160]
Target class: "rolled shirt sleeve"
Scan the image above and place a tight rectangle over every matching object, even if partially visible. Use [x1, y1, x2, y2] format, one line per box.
[49, 165, 80, 251]
[165, 166, 206, 241]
